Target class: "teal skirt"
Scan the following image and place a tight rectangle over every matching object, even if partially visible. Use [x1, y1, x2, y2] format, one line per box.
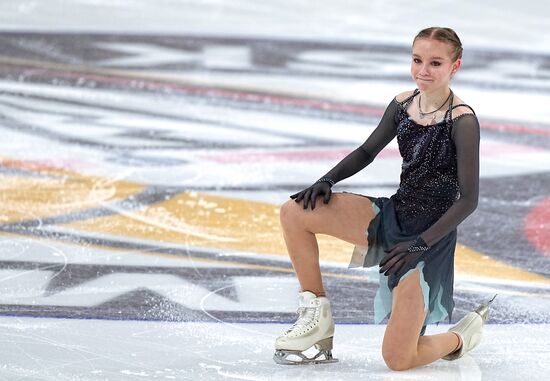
[345, 193, 456, 333]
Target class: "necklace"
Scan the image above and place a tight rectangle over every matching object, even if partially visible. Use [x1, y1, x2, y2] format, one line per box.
[419, 90, 452, 124]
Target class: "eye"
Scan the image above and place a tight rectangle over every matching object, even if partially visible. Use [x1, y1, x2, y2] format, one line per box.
[432, 61, 441, 66]
[413, 58, 421, 63]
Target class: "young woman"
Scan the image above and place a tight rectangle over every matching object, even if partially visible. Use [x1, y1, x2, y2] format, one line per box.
[273, 27, 495, 370]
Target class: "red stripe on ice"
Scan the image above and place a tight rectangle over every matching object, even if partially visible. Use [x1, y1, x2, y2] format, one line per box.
[199, 141, 543, 163]
[199, 147, 399, 163]
[480, 141, 543, 155]
[524, 196, 550, 257]
[482, 121, 550, 137]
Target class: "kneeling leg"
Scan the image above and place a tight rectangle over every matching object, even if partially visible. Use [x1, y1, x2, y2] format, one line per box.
[381, 269, 460, 371]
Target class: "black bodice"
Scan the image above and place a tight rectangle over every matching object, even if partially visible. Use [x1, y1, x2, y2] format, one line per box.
[391, 90, 460, 233]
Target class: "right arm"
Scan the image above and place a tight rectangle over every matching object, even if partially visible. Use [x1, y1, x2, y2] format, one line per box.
[321, 97, 400, 184]
[291, 96, 401, 209]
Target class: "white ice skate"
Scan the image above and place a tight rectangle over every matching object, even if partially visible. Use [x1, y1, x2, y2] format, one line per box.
[443, 294, 497, 361]
[273, 291, 338, 365]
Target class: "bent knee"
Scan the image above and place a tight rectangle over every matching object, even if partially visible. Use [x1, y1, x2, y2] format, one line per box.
[279, 199, 303, 227]
[382, 349, 414, 371]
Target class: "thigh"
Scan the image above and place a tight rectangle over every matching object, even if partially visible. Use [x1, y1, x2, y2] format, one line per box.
[280, 191, 376, 247]
[382, 269, 427, 356]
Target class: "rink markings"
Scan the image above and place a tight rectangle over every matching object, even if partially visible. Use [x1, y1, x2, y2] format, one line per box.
[0, 157, 144, 224]
[2, 55, 550, 138]
[1, 155, 548, 287]
[524, 195, 550, 257]
[0, 33, 548, 335]
[198, 140, 542, 164]
[59, 190, 549, 284]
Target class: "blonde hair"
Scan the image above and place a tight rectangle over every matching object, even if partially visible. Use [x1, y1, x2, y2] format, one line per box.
[413, 27, 463, 62]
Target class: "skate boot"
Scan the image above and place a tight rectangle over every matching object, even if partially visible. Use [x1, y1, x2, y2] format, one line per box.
[273, 291, 338, 365]
[443, 294, 497, 361]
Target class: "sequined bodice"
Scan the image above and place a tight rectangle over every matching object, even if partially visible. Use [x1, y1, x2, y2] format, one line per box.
[391, 91, 459, 233]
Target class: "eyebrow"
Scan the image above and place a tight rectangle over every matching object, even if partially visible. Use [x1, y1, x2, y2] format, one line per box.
[412, 54, 445, 60]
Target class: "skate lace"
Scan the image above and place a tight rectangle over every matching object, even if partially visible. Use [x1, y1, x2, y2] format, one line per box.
[283, 304, 320, 337]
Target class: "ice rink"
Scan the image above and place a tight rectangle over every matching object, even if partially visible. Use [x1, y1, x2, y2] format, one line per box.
[0, 1, 549, 380]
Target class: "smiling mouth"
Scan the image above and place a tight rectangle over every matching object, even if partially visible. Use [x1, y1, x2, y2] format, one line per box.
[418, 78, 432, 81]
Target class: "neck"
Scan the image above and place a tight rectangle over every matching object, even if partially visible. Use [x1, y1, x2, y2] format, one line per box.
[419, 87, 451, 111]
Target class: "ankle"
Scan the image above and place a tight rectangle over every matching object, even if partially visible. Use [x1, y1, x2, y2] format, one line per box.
[451, 332, 462, 352]
[302, 290, 326, 298]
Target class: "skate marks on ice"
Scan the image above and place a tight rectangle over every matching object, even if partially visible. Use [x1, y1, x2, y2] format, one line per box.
[0, 317, 549, 380]
[0, 33, 549, 326]
[0, 160, 548, 324]
[0, 232, 549, 324]
[0, 29, 548, 380]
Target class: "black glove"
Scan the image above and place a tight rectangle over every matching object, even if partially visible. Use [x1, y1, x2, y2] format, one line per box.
[378, 237, 430, 276]
[290, 178, 334, 210]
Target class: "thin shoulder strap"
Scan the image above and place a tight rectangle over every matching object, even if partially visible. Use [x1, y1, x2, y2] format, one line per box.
[444, 92, 455, 122]
[400, 88, 420, 109]
[451, 103, 476, 116]
[448, 101, 476, 136]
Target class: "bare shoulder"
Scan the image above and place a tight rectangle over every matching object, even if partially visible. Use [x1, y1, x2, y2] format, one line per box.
[451, 95, 476, 118]
[394, 90, 415, 103]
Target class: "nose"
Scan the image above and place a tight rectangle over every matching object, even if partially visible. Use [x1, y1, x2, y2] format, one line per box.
[419, 63, 430, 76]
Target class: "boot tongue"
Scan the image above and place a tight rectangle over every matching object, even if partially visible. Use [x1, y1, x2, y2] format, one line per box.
[299, 291, 317, 307]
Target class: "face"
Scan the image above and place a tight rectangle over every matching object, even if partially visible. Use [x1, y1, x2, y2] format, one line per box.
[411, 38, 461, 92]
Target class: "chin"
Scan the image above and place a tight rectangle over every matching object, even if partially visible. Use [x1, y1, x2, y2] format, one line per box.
[415, 80, 432, 91]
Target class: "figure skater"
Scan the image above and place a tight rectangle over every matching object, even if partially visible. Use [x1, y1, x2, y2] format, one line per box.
[273, 26, 496, 370]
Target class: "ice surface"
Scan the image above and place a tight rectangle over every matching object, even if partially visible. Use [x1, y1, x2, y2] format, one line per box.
[0, 318, 548, 381]
[0, 0, 549, 379]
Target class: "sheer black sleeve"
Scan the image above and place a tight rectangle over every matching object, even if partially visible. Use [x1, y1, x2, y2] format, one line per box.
[420, 114, 480, 246]
[320, 98, 400, 183]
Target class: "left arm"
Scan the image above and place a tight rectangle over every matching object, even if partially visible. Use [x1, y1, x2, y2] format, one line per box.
[379, 114, 480, 275]
[419, 114, 480, 246]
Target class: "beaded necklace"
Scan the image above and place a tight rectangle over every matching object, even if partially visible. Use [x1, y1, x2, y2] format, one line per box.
[418, 90, 453, 124]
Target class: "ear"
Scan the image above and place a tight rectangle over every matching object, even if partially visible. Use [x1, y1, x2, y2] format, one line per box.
[451, 58, 462, 74]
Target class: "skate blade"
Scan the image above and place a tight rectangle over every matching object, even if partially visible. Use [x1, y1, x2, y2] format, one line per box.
[475, 294, 498, 322]
[273, 349, 338, 365]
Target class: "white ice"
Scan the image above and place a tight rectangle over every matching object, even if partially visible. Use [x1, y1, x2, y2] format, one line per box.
[0, 318, 548, 381]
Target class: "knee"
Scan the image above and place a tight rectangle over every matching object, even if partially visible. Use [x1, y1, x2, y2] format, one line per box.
[382, 348, 413, 371]
[279, 199, 302, 228]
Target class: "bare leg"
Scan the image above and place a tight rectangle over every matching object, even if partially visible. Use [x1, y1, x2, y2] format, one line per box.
[382, 269, 463, 371]
[281, 224, 325, 296]
[279, 192, 377, 297]
[415, 332, 462, 366]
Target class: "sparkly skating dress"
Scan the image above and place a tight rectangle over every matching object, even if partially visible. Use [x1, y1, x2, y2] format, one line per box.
[332, 89, 480, 335]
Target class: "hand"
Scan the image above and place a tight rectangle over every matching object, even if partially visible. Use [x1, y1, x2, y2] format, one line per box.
[290, 180, 332, 210]
[379, 237, 429, 277]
